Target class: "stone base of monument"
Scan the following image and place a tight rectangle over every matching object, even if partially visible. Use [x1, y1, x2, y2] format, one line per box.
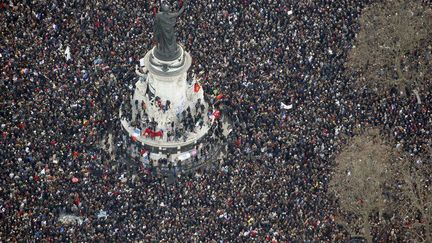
[119, 45, 231, 174]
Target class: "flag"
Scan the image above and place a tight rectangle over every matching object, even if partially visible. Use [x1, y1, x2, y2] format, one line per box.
[280, 102, 293, 110]
[144, 127, 152, 137]
[151, 130, 163, 138]
[194, 82, 201, 93]
[132, 128, 141, 141]
[143, 151, 149, 160]
[213, 110, 221, 119]
[216, 93, 223, 100]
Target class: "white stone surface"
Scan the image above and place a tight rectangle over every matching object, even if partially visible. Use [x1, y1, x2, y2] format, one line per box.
[143, 46, 195, 118]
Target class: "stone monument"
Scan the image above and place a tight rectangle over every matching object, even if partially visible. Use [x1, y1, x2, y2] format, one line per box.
[120, 0, 228, 173]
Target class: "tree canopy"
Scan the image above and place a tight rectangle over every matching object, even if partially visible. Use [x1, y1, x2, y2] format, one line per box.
[347, 0, 432, 91]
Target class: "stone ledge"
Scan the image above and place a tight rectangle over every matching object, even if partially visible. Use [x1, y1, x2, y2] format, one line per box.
[145, 46, 192, 77]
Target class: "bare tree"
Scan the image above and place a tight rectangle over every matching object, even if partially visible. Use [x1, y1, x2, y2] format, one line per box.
[389, 151, 432, 242]
[347, 0, 432, 93]
[331, 128, 432, 242]
[330, 128, 393, 242]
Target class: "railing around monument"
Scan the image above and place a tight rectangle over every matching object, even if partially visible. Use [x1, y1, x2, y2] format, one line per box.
[119, 112, 231, 176]
[152, 140, 226, 176]
[154, 109, 233, 176]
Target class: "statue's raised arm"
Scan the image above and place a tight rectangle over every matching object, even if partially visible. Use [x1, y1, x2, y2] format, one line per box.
[153, 1, 188, 61]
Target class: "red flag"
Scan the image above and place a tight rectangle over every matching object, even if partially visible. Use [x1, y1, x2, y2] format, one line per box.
[156, 130, 163, 137]
[213, 110, 221, 119]
[144, 128, 152, 137]
[216, 93, 223, 100]
[151, 130, 163, 138]
[194, 83, 201, 93]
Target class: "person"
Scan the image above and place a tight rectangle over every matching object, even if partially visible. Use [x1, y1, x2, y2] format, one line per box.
[154, 0, 188, 61]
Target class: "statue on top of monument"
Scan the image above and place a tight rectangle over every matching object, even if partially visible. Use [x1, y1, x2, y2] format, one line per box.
[154, 0, 188, 61]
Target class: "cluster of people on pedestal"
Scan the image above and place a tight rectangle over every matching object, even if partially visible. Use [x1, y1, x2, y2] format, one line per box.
[124, 86, 212, 142]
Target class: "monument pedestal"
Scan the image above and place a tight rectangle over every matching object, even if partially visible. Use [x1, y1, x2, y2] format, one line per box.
[120, 45, 220, 171]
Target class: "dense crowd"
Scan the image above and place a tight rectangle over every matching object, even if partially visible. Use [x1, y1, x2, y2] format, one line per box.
[1, 0, 431, 241]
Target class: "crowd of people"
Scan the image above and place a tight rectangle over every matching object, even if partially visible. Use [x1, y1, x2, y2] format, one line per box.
[122, 96, 209, 142]
[1, 0, 431, 241]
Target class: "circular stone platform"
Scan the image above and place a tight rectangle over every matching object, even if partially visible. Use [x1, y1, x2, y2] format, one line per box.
[119, 45, 230, 173]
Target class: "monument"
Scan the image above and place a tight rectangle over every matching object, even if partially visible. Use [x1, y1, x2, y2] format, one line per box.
[120, 0, 229, 174]
[153, 1, 186, 61]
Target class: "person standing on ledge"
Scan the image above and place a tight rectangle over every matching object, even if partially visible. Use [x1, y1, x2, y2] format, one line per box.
[154, 0, 188, 61]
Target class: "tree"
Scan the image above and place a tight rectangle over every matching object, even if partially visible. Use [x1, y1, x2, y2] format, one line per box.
[330, 128, 393, 242]
[389, 151, 432, 242]
[330, 128, 432, 242]
[347, 0, 432, 93]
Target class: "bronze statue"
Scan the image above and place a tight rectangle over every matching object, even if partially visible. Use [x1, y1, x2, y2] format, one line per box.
[154, 1, 188, 61]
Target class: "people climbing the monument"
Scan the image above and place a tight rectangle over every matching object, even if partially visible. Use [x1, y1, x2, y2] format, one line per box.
[164, 100, 171, 112]
[125, 96, 209, 142]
